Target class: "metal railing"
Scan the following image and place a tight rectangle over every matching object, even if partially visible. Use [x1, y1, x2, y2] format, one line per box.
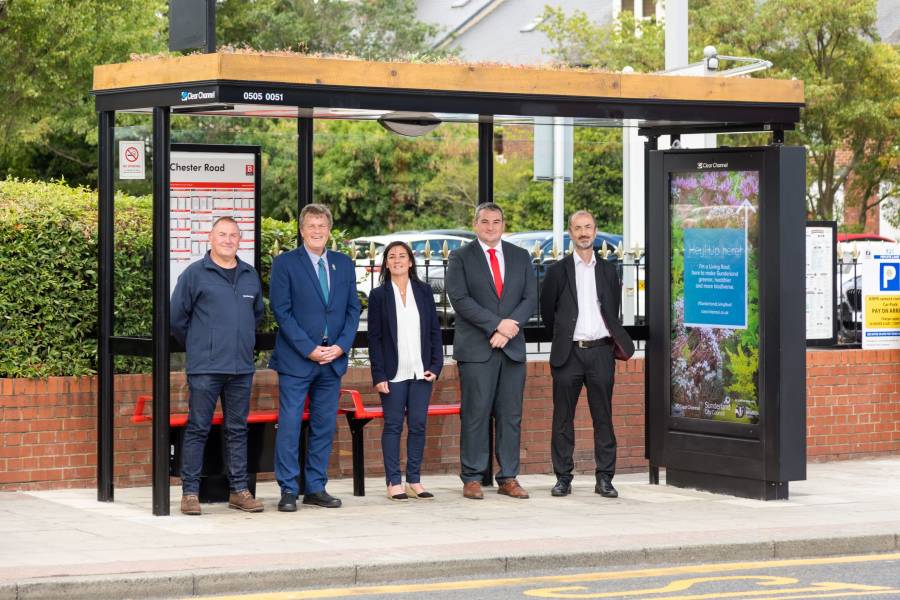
[348, 240, 646, 357]
[836, 255, 863, 345]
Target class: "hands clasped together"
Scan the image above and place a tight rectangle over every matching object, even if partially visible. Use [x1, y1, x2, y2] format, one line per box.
[489, 318, 519, 349]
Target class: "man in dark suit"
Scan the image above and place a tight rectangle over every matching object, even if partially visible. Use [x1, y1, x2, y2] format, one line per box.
[540, 210, 635, 499]
[446, 202, 537, 500]
[269, 203, 361, 512]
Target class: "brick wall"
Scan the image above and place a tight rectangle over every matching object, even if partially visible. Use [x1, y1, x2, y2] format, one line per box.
[806, 349, 900, 460]
[1, 349, 897, 491]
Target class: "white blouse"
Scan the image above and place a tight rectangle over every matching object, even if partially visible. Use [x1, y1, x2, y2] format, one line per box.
[390, 280, 425, 382]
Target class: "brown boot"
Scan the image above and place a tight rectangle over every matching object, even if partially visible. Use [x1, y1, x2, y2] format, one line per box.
[228, 489, 264, 513]
[498, 479, 530, 499]
[181, 494, 201, 515]
[463, 480, 484, 500]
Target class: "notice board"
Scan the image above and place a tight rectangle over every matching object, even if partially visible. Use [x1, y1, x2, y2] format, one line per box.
[805, 221, 837, 346]
[169, 144, 261, 295]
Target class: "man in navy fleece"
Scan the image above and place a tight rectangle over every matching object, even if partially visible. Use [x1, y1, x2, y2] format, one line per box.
[171, 216, 264, 515]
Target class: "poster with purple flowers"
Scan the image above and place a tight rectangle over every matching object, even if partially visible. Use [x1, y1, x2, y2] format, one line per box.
[670, 170, 760, 424]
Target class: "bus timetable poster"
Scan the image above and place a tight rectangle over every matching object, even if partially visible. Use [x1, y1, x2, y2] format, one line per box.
[169, 149, 258, 295]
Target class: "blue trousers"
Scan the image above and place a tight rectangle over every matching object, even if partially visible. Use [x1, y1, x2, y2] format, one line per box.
[379, 379, 432, 486]
[181, 373, 253, 495]
[275, 368, 340, 495]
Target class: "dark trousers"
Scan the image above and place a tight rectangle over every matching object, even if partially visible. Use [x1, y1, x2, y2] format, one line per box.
[275, 368, 341, 496]
[550, 343, 616, 483]
[458, 350, 526, 483]
[181, 373, 253, 495]
[379, 378, 432, 486]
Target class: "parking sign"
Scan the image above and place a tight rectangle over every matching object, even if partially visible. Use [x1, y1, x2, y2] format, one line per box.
[862, 255, 900, 349]
[880, 263, 899, 291]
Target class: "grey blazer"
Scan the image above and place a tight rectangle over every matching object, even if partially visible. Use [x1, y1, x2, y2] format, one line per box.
[446, 240, 537, 363]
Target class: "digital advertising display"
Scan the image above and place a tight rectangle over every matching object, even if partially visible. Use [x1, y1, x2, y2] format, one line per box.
[670, 168, 760, 424]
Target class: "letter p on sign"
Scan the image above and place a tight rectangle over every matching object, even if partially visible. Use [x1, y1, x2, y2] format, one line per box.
[881, 263, 900, 291]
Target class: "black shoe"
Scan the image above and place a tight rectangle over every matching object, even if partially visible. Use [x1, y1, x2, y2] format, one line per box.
[595, 477, 618, 498]
[278, 491, 298, 512]
[303, 490, 342, 508]
[551, 480, 572, 497]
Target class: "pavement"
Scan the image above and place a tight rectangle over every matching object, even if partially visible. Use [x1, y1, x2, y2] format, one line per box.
[1, 457, 899, 600]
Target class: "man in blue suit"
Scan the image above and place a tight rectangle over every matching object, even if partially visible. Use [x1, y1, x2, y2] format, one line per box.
[270, 203, 361, 511]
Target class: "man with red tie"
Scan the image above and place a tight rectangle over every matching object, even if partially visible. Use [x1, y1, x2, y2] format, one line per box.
[446, 202, 537, 500]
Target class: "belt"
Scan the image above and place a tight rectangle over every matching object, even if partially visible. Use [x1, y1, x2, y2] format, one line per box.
[574, 337, 613, 349]
[321, 337, 329, 346]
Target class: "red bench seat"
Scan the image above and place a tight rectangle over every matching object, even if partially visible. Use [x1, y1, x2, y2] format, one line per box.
[131, 389, 461, 498]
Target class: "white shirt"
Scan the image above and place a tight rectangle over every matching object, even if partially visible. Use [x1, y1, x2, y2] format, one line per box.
[478, 239, 505, 281]
[390, 280, 425, 382]
[572, 252, 611, 341]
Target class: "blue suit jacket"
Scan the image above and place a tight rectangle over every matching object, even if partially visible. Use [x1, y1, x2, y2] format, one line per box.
[269, 247, 361, 378]
[367, 279, 443, 385]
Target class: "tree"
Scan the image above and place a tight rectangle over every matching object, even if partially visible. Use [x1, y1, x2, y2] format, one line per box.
[0, 0, 166, 185]
[539, 0, 900, 225]
[217, 0, 446, 61]
[541, 6, 665, 72]
[759, 0, 898, 225]
[823, 41, 899, 228]
[0, 0, 448, 188]
[312, 120, 441, 236]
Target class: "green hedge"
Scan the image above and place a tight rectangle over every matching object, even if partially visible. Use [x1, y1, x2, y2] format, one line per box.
[0, 179, 319, 378]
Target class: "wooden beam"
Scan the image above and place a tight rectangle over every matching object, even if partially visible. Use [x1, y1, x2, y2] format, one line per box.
[93, 54, 804, 106]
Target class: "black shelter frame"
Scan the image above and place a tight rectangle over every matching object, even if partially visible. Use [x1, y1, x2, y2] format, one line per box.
[94, 57, 802, 515]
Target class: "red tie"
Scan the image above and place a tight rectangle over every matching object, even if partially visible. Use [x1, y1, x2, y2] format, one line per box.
[488, 248, 503, 298]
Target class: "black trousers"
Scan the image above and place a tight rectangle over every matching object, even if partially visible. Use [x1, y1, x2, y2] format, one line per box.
[550, 343, 616, 482]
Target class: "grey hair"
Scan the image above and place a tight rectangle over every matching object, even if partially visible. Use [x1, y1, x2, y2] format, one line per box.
[474, 202, 505, 223]
[299, 203, 333, 228]
[211, 216, 240, 232]
[568, 210, 596, 229]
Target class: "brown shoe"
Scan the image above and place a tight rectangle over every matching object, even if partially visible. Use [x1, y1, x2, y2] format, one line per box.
[463, 481, 484, 500]
[228, 489, 264, 513]
[497, 479, 530, 499]
[181, 494, 201, 516]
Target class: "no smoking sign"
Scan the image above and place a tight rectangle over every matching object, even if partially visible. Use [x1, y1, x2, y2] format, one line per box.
[119, 141, 145, 179]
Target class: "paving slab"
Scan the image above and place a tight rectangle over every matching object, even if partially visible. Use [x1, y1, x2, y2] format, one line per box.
[0, 458, 898, 598]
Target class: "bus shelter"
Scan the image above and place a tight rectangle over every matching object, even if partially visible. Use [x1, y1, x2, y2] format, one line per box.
[92, 53, 804, 515]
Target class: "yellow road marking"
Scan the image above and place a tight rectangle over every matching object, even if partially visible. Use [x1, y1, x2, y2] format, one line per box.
[525, 578, 891, 599]
[524, 575, 801, 598]
[200, 551, 900, 600]
[730, 591, 900, 600]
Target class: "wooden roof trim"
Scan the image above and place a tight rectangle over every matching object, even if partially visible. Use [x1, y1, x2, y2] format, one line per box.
[93, 54, 804, 105]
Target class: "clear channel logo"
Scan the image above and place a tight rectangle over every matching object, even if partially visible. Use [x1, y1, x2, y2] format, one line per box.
[180, 89, 216, 102]
[697, 161, 729, 169]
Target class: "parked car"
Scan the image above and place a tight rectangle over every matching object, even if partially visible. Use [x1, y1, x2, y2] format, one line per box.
[504, 230, 624, 260]
[421, 228, 478, 241]
[836, 234, 897, 268]
[839, 273, 863, 338]
[835, 234, 897, 339]
[349, 233, 470, 325]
